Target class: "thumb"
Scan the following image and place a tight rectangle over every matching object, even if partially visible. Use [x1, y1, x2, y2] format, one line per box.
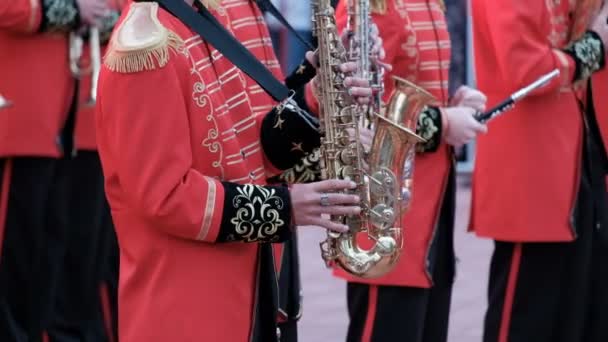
[305, 50, 319, 68]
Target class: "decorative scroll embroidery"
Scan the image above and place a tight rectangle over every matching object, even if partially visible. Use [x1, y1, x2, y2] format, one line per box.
[394, 0, 421, 79]
[40, 0, 79, 32]
[416, 106, 442, 153]
[272, 149, 321, 184]
[230, 185, 286, 242]
[186, 36, 225, 179]
[564, 31, 605, 81]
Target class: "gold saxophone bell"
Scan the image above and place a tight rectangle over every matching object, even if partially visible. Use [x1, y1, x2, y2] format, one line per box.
[324, 77, 434, 279]
[0, 93, 11, 109]
[70, 27, 101, 107]
[313, 0, 436, 278]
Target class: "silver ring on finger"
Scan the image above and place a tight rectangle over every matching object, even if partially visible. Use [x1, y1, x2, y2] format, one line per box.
[320, 193, 331, 207]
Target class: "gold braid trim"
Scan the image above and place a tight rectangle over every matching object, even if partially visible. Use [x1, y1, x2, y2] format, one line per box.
[104, 31, 183, 73]
[372, 0, 445, 14]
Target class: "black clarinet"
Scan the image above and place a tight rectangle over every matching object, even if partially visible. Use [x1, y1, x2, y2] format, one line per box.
[476, 69, 561, 124]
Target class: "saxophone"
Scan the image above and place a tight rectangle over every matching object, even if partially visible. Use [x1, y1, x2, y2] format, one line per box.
[345, 0, 383, 118]
[313, 0, 435, 278]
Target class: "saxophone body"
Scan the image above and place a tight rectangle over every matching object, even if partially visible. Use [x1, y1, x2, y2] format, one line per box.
[313, 0, 434, 278]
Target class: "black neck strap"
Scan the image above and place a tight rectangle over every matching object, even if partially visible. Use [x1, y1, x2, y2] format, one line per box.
[255, 0, 314, 51]
[153, 0, 290, 101]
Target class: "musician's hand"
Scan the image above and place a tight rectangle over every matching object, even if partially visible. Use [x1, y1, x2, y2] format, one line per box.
[589, 1, 608, 50]
[443, 106, 488, 148]
[290, 180, 361, 232]
[369, 24, 393, 72]
[345, 122, 374, 171]
[77, 0, 110, 27]
[449, 86, 487, 112]
[307, 51, 374, 105]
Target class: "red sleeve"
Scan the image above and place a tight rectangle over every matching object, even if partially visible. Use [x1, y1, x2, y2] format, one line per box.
[0, 0, 42, 33]
[97, 62, 225, 243]
[475, 0, 576, 95]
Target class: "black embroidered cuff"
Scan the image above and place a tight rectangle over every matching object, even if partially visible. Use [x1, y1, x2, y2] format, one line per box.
[285, 58, 317, 91]
[39, 0, 80, 33]
[261, 99, 321, 170]
[415, 106, 442, 153]
[267, 148, 322, 184]
[563, 30, 606, 82]
[217, 183, 293, 243]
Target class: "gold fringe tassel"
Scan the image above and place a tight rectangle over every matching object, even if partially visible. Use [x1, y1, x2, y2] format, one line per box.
[103, 31, 183, 73]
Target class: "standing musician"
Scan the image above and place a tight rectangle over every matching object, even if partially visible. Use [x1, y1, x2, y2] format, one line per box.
[0, 1, 112, 340]
[471, 0, 608, 341]
[303, 0, 487, 341]
[50, 1, 124, 341]
[94, 0, 384, 341]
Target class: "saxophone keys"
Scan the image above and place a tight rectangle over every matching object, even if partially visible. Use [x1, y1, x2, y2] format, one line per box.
[369, 169, 397, 196]
[369, 204, 395, 228]
[375, 236, 397, 256]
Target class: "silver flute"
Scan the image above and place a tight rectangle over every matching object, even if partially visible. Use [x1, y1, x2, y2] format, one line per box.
[476, 69, 561, 123]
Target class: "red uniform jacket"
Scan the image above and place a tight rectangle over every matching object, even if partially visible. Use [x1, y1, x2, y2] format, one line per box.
[0, 1, 75, 157]
[592, 70, 608, 152]
[0, 0, 123, 155]
[96, 2, 296, 341]
[470, 0, 599, 241]
[328, 0, 452, 288]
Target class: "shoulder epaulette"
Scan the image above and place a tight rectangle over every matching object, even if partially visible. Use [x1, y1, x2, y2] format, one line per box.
[103, 2, 184, 73]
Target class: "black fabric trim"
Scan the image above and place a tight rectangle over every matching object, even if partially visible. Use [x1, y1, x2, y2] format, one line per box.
[39, 0, 80, 33]
[415, 106, 442, 153]
[284, 59, 317, 116]
[267, 148, 321, 185]
[78, 10, 120, 44]
[251, 244, 280, 342]
[563, 31, 606, 82]
[261, 100, 321, 170]
[277, 234, 302, 322]
[284, 58, 317, 92]
[57, 77, 79, 158]
[216, 183, 293, 243]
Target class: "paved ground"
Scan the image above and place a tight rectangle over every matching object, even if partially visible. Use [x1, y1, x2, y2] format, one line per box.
[296, 174, 494, 342]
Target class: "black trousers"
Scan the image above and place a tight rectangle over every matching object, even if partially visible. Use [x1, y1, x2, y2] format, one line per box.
[0, 157, 70, 342]
[99, 205, 119, 342]
[346, 168, 456, 342]
[47, 152, 118, 342]
[483, 102, 608, 342]
[277, 320, 298, 342]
